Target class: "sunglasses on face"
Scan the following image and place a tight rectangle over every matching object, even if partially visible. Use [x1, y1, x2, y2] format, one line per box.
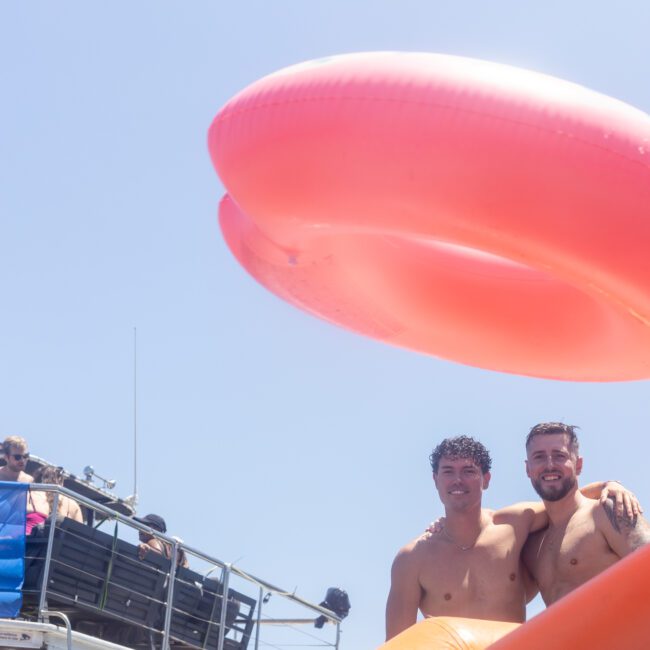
[11, 453, 29, 461]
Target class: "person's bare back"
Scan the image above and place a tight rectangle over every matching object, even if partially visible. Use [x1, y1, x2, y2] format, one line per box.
[28, 487, 83, 521]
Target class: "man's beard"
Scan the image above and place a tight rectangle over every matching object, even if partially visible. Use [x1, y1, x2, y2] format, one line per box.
[531, 475, 576, 501]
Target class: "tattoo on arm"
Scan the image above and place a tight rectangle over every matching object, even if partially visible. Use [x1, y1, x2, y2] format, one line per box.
[603, 499, 636, 534]
[602, 499, 650, 549]
[630, 526, 650, 550]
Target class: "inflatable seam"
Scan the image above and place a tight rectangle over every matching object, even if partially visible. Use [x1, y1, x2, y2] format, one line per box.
[214, 96, 650, 173]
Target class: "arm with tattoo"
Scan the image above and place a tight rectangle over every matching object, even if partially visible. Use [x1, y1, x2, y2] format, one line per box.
[601, 498, 650, 556]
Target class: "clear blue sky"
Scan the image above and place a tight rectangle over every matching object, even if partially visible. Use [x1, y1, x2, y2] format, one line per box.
[2, 2, 649, 647]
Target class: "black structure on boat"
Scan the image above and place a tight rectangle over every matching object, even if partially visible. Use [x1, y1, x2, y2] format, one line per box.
[23, 517, 256, 649]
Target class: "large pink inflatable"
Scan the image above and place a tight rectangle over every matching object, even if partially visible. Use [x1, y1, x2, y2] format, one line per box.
[209, 52, 650, 381]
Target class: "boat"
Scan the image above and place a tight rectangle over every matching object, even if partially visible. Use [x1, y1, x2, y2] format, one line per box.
[0, 455, 348, 650]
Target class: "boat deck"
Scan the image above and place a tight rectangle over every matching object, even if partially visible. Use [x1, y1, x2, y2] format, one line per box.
[1, 480, 343, 650]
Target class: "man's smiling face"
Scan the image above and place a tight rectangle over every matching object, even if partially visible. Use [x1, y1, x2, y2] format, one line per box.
[526, 432, 582, 502]
[433, 455, 490, 511]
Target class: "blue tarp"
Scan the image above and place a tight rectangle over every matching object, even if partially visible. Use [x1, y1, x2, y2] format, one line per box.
[0, 481, 27, 618]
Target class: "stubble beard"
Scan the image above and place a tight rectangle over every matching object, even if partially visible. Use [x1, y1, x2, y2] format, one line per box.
[532, 475, 576, 502]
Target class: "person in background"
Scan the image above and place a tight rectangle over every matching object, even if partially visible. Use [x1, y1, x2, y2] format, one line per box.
[0, 435, 34, 483]
[26, 465, 83, 533]
[135, 513, 189, 568]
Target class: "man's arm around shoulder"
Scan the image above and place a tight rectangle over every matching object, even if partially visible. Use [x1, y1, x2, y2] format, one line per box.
[493, 481, 640, 535]
[597, 498, 650, 557]
[385, 540, 423, 641]
[493, 501, 548, 533]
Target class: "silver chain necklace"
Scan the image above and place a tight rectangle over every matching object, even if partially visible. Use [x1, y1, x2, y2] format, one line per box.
[441, 525, 482, 551]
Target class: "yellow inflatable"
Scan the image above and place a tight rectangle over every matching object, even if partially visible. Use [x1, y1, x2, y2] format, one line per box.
[379, 617, 518, 649]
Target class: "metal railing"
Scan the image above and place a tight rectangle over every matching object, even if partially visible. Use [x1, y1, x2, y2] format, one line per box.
[22, 484, 342, 650]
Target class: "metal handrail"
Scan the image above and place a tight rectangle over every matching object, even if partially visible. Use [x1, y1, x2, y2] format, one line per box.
[28, 483, 342, 625]
[40, 610, 72, 650]
[161, 539, 179, 650]
[37, 490, 59, 619]
[26, 484, 342, 650]
[216, 563, 231, 650]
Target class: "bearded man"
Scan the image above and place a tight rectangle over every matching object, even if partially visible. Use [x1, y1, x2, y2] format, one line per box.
[385, 434, 639, 640]
[0, 435, 33, 483]
[522, 422, 650, 605]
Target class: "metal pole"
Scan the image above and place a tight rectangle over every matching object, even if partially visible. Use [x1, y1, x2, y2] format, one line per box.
[132, 327, 138, 504]
[335, 621, 341, 650]
[216, 563, 231, 650]
[40, 610, 72, 650]
[258, 618, 319, 625]
[161, 540, 179, 650]
[227, 565, 341, 624]
[254, 586, 263, 650]
[38, 491, 60, 619]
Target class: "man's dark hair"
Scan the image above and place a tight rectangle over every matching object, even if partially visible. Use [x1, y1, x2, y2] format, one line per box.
[526, 422, 580, 453]
[429, 436, 492, 474]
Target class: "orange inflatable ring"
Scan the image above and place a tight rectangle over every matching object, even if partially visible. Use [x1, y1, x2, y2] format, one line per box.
[209, 52, 650, 381]
[379, 616, 519, 649]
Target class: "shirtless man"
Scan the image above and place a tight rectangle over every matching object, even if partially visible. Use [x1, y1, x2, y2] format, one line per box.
[522, 422, 650, 606]
[385, 435, 636, 640]
[0, 435, 34, 483]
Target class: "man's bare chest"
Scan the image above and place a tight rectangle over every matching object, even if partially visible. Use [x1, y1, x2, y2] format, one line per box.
[418, 533, 526, 619]
[532, 515, 613, 586]
[420, 532, 522, 592]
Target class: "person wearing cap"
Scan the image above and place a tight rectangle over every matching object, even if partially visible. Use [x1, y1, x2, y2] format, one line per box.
[135, 513, 189, 567]
[0, 435, 34, 483]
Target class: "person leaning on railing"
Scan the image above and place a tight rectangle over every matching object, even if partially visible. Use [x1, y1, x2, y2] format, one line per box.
[134, 513, 189, 568]
[26, 465, 83, 534]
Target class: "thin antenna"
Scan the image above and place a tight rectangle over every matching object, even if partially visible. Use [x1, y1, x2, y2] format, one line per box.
[133, 327, 138, 506]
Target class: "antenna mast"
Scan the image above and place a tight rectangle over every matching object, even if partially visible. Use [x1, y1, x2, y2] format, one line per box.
[133, 327, 138, 506]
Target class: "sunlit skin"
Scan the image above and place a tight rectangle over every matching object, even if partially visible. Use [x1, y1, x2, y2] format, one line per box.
[434, 458, 489, 517]
[522, 433, 650, 605]
[137, 529, 189, 567]
[26, 466, 83, 522]
[386, 455, 541, 640]
[27, 486, 83, 521]
[138, 529, 166, 559]
[0, 444, 34, 483]
[525, 434, 582, 502]
[385, 444, 643, 641]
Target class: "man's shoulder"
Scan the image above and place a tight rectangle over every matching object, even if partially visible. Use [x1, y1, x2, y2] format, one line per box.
[589, 495, 650, 554]
[577, 496, 633, 542]
[592, 495, 631, 533]
[394, 532, 440, 560]
[147, 537, 167, 551]
[391, 533, 442, 579]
